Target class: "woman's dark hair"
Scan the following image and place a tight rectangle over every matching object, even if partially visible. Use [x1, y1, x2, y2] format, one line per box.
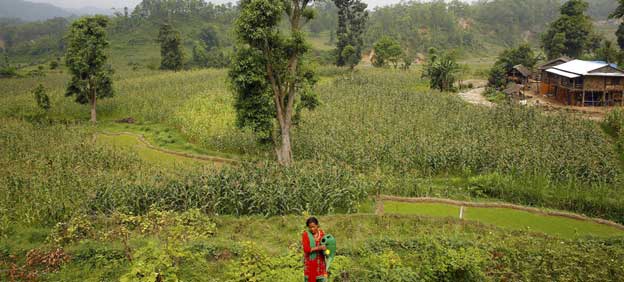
[306, 217, 319, 227]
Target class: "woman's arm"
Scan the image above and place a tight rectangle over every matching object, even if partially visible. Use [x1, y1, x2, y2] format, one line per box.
[302, 232, 327, 253]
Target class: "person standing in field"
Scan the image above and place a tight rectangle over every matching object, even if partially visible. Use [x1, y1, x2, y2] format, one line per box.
[302, 217, 328, 282]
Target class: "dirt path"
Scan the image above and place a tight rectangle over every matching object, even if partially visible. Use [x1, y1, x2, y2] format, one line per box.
[95, 131, 239, 165]
[458, 87, 494, 107]
[523, 90, 609, 121]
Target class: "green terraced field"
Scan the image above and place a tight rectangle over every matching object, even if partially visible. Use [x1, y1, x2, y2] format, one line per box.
[384, 201, 624, 239]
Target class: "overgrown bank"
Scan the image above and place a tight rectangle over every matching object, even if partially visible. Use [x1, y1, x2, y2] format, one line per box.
[2, 212, 623, 281]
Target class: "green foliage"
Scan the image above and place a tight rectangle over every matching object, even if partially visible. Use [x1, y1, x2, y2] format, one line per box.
[296, 70, 621, 183]
[232, 0, 319, 163]
[49, 60, 59, 70]
[340, 45, 358, 70]
[594, 40, 620, 63]
[423, 50, 460, 92]
[604, 108, 624, 135]
[119, 240, 182, 282]
[192, 41, 230, 68]
[372, 36, 403, 68]
[32, 84, 50, 111]
[542, 0, 596, 59]
[487, 65, 507, 90]
[0, 65, 17, 78]
[230, 47, 275, 141]
[226, 241, 301, 281]
[488, 44, 537, 89]
[334, 0, 368, 69]
[64, 16, 114, 123]
[199, 25, 220, 50]
[616, 24, 624, 50]
[495, 44, 538, 72]
[158, 23, 185, 71]
[49, 214, 95, 246]
[89, 161, 369, 217]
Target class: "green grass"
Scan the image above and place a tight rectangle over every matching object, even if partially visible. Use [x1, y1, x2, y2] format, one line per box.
[95, 133, 218, 169]
[384, 201, 624, 239]
[99, 122, 241, 160]
[4, 213, 623, 281]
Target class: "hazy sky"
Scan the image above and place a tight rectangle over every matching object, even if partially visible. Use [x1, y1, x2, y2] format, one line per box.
[27, 0, 462, 10]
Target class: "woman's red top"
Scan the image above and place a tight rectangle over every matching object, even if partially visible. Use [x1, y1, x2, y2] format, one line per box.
[302, 229, 327, 281]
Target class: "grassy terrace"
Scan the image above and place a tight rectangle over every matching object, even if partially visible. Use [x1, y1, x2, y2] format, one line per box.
[2, 66, 624, 280]
[384, 201, 623, 239]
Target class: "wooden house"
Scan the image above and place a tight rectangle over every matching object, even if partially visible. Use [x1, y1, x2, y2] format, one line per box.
[541, 59, 624, 106]
[536, 56, 572, 92]
[508, 64, 531, 85]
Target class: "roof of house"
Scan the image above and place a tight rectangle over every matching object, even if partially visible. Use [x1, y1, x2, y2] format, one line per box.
[546, 59, 624, 78]
[538, 56, 572, 70]
[512, 64, 531, 77]
[546, 68, 580, 79]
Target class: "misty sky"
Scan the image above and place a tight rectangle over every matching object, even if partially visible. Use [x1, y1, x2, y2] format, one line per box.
[27, 0, 471, 10]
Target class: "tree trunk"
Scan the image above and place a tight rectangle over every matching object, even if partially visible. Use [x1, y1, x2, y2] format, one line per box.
[276, 124, 293, 166]
[90, 92, 97, 124]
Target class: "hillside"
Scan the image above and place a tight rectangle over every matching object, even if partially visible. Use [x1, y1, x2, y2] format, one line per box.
[0, 0, 621, 65]
[0, 0, 72, 21]
[2, 0, 624, 280]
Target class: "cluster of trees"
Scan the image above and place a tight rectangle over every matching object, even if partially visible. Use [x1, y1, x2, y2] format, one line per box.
[0, 17, 68, 57]
[542, 0, 601, 60]
[488, 45, 538, 90]
[191, 25, 230, 68]
[131, 0, 237, 22]
[541, 0, 624, 66]
[372, 36, 404, 68]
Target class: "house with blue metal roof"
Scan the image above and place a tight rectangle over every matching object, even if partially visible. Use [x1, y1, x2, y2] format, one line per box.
[539, 59, 624, 106]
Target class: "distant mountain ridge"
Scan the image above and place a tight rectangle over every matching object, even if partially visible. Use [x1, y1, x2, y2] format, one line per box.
[0, 0, 115, 22]
[0, 0, 73, 21]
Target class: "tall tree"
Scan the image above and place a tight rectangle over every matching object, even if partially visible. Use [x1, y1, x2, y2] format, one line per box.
[610, 0, 624, 49]
[157, 23, 184, 71]
[65, 16, 113, 124]
[595, 40, 619, 63]
[334, 0, 368, 68]
[230, 0, 318, 166]
[542, 0, 595, 59]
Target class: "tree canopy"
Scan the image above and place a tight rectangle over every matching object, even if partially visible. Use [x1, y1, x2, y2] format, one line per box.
[230, 0, 318, 165]
[542, 0, 596, 59]
[64, 16, 114, 123]
[334, 0, 368, 69]
[157, 23, 184, 71]
[372, 36, 403, 68]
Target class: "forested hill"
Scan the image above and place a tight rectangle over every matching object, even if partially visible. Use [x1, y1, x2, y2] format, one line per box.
[0, 0, 72, 22]
[0, 0, 620, 64]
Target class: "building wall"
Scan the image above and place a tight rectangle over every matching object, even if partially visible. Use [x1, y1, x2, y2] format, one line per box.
[584, 76, 605, 91]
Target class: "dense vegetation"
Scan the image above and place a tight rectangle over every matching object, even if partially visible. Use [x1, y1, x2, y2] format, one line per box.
[1, 0, 621, 67]
[2, 213, 623, 281]
[2, 0, 624, 281]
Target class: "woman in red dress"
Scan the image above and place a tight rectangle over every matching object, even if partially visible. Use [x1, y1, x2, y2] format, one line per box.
[302, 217, 328, 282]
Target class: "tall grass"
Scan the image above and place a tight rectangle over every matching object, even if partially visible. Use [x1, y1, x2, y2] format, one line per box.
[2, 67, 624, 224]
[295, 71, 621, 183]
